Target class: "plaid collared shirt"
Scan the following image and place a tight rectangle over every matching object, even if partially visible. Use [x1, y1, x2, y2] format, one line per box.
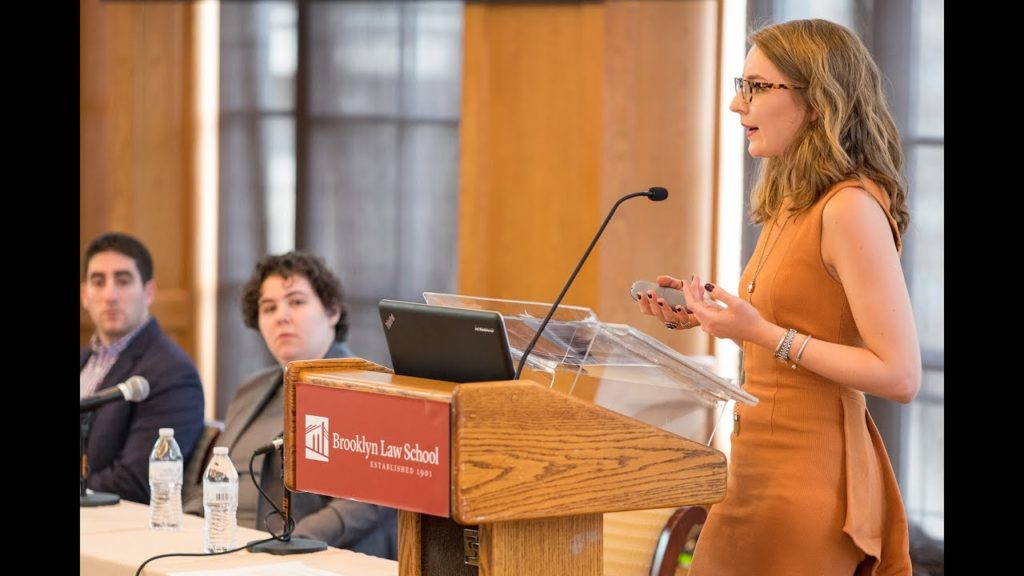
[80, 317, 150, 399]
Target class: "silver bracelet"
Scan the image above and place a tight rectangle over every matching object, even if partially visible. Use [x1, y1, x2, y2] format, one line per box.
[790, 334, 813, 369]
[774, 328, 798, 362]
[774, 331, 789, 356]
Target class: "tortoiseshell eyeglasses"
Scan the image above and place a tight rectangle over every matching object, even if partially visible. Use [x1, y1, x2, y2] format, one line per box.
[734, 77, 806, 103]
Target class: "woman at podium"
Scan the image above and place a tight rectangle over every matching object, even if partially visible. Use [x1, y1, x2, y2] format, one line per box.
[637, 19, 920, 576]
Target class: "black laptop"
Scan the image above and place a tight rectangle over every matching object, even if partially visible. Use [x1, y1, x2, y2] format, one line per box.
[378, 299, 516, 383]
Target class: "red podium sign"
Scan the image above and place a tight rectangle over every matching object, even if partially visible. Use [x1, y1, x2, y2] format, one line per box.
[294, 383, 450, 517]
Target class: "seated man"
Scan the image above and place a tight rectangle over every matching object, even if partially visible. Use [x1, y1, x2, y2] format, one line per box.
[185, 251, 397, 559]
[80, 232, 205, 504]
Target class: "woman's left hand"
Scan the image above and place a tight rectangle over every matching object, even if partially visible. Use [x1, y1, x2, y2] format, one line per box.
[685, 275, 768, 343]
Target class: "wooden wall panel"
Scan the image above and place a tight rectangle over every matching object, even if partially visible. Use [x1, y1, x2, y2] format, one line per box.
[459, 1, 720, 356]
[79, 0, 197, 359]
[598, 0, 719, 355]
[459, 2, 605, 306]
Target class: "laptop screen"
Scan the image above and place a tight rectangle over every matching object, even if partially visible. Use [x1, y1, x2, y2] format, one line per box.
[378, 299, 516, 383]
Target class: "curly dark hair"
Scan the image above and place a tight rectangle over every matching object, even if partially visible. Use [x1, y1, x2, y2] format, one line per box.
[82, 232, 154, 283]
[240, 251, 350, 343]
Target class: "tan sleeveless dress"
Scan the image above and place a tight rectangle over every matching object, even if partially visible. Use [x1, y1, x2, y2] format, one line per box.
[689, 178, 912, 576]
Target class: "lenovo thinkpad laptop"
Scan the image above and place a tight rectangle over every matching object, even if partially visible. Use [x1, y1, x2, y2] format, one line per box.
[378, 299, 516, 383]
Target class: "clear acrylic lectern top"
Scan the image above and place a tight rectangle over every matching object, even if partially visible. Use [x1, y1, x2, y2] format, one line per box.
[422, 292, 757, 446]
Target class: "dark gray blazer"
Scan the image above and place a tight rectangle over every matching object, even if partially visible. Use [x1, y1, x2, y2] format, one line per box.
[186, 341, 398, 560]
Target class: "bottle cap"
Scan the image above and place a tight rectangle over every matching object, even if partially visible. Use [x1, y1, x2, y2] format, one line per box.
[159, 428, 174, 436]
[213, 446, 229, 455]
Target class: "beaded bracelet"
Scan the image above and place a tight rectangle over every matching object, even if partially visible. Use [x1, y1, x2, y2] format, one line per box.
[790, 334, 813, 369]
[774, 328, 798, 362]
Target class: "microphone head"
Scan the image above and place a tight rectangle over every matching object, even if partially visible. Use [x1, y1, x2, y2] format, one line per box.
[254, 433, 286, 455]
[647, 187, 669, 202]
[121, 376, 150, 402]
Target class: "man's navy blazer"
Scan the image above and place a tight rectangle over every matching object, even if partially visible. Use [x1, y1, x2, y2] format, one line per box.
[80, 317, 204, 504]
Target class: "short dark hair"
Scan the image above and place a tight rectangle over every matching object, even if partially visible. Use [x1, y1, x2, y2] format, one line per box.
[240, 251, 350, 343]
[82, 232, 154, 284]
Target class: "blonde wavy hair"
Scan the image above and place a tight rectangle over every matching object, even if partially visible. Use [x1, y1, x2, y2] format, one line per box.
[748, 19, 908, 234]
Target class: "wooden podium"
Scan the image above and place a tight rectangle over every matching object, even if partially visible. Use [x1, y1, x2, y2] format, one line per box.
[283, 357, 727, 576]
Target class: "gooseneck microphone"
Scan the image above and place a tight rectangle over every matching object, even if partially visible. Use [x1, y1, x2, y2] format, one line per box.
[80, 375, 150, 413]
[513, 186, 669, 379]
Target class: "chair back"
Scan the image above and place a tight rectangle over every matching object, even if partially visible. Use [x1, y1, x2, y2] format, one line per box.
[182, 420, 223, 505]
[602, 505, 708, 576]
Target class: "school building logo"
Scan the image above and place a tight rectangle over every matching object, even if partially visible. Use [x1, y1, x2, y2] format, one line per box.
[305, 414, 330, 462]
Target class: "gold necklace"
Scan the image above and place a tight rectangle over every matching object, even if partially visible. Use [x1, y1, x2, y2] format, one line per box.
[746, 211, 793, 301]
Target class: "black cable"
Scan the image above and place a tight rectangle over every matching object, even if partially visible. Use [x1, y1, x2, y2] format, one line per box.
[264, 508, 296, 536]
[249, 449, 291, 537]
[134, 540, 275, 576]
[133, 447, 293, 575]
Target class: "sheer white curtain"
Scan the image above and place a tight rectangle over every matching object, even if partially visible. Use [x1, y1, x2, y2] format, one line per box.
[301, 1, 463, 369]
[216, 1, 463, 417]
[216, 2, 290, 418]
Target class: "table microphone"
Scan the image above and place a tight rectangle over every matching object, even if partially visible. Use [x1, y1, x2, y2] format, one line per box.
[247, 433, 328, 555]
[513, 186, 668, 379]
[80, 375, 150, 413]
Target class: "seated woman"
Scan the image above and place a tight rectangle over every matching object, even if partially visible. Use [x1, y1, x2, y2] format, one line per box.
[185, 251, 397, 559]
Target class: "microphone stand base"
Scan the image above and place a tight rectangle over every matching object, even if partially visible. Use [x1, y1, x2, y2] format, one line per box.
[247, 537, 328, 555]
[80, 492, 120, 507]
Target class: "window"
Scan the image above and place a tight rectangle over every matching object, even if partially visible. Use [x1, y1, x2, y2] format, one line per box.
[216, 1, 464, 416]
[903, 0, 944, 540]
[300, 1, 464, 371]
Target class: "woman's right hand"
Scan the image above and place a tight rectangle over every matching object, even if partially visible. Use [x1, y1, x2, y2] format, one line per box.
[636, 275, 699, 330]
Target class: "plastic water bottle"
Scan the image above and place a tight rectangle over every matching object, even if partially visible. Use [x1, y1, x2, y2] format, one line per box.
[203, 446, 239, 552]
[148, 427, 183, 531]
